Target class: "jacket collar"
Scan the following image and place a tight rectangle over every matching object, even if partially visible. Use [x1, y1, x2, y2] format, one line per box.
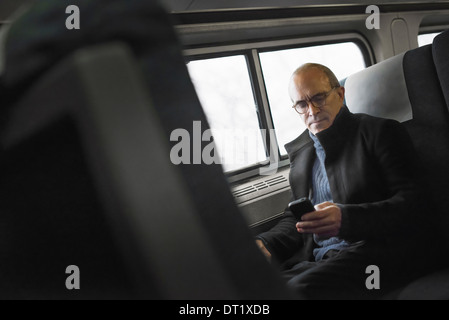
[285, 105, 356, 159]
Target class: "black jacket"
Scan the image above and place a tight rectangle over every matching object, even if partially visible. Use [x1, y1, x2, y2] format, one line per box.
[258, 106, 425, 266]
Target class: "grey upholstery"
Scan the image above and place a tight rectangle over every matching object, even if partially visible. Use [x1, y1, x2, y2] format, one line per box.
[403, 43, 449, 257]
[0, 42, 294, 299]
[1, 0, 295, 300]
[344, 34, 449, 299]
[0, 45, 144, 299]
[344, 53, 412, 122]
[0, 0, 294, 298]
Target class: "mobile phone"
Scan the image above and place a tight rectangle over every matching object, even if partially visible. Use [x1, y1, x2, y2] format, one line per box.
[288, 197, 315, 221]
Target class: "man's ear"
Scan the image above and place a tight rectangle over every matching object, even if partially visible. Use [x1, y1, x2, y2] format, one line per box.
[337, 86, 345, 102]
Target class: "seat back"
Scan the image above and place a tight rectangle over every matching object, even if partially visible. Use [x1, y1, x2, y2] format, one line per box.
[433, 30, 449, 109]
[403, 43, 449, 258]
[344, 41, 449, 267]
[0, 0, 292, 299]
[0, 44, 148, 299]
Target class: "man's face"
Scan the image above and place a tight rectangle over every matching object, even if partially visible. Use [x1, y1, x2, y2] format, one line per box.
[289, 68, 345, 135]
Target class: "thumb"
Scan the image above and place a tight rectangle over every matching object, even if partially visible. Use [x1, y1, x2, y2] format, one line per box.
[314, 201, 334, 210]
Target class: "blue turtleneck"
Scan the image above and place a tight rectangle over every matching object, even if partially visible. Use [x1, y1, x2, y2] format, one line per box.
[309, 131, 350, 261]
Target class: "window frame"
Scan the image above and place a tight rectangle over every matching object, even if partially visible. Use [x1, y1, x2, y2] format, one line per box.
[417, 26, 447, 47]
[184, 32, 374, 183]
[419, 25, 448, 35]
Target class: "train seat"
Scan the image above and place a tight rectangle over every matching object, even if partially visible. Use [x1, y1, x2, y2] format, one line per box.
[343, 31, 449, 299]
[433, 30, 449, 113]
[0, 1, 292, 299]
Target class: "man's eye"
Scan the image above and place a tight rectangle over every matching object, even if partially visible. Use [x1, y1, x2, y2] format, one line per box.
[312, 94, 326, 103]
[296, 101, 308, 108]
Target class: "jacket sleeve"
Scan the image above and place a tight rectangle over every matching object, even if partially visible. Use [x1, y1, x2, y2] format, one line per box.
[256, 195, 305, 262]
[337, 119, 424, 242]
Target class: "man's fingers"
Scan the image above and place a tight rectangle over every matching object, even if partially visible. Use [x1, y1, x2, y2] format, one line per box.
[301, 210, 319, 221]
[296, 222, 339, 237]
[296, 203, 341, 235]
[296, 218, 335, 231]
[301, 206, 332, 221]
[314, 201, 334, 210]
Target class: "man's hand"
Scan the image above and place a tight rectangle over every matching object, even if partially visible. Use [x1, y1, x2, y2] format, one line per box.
[296, 201, 342, 238]
[255, 239, 272, 262]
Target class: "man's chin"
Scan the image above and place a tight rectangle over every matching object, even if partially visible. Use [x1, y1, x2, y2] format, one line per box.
[309, 121, 330, 134]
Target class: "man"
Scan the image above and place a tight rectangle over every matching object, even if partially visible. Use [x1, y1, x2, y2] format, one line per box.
[256, 63, 430, 299]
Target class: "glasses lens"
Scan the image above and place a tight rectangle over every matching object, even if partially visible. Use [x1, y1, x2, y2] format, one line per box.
[311, 93, 327, 107]
[295, 101, 308, 113]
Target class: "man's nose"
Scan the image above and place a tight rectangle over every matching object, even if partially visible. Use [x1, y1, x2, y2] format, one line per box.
[308, 103, 321, 116]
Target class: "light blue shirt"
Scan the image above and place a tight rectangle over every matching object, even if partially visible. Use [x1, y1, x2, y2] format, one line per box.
[309, 131, 350, 261]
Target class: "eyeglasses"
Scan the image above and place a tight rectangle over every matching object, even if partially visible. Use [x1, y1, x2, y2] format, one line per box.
[292, 87, 339, 114]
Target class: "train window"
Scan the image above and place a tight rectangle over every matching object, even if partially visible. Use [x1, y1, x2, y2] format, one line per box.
[187, 55, 267, 172]
[418, 32, 442, 47]
[259, 42, 366, 155]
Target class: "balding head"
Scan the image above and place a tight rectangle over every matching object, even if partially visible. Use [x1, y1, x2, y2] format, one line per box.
[289, 63, 340, 98]
[289, 63, 345, 134]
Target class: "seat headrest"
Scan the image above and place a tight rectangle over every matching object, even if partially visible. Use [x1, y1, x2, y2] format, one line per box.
[344, 53, 413, 122]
